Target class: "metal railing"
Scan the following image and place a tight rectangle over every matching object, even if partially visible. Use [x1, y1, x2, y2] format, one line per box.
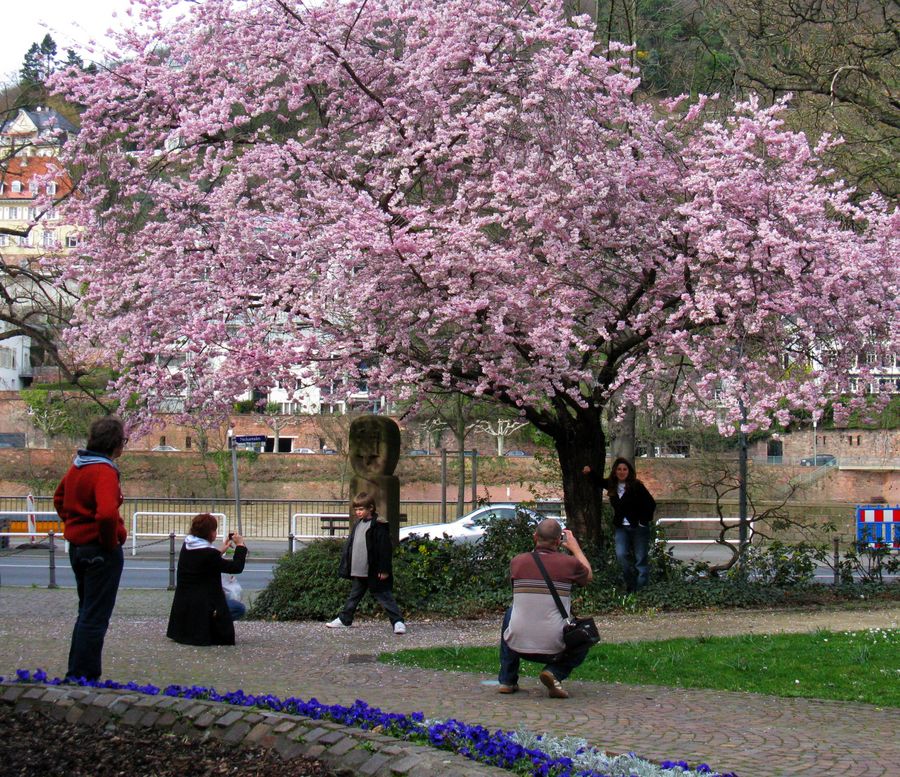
[130, 512, 228, 556]
[0, 496, 467, 540]
[657, 517, 755, 546]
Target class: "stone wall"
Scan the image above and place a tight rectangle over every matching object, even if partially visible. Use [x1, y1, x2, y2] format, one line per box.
[0, 681, 508, 777]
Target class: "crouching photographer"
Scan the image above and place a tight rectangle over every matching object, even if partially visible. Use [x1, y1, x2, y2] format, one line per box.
[497, 519, 594, 699]
[166, 513, 248, 646]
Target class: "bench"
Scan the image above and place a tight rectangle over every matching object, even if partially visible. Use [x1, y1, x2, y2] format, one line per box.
[318, 513, 410, 537]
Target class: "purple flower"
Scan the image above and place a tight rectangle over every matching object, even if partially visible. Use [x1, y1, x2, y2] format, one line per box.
[6, 668, 736, 777]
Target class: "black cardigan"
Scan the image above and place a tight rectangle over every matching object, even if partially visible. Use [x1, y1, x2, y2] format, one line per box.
[166, 544, 247, 646]
[338, 518, 393, 592]
[606, 480, 657, 528]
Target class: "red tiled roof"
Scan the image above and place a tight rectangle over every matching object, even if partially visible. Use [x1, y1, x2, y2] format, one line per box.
[1, 156, 72, 200]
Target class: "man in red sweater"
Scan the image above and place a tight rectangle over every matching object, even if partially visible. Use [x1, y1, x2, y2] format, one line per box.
[54, 416, 128, 681]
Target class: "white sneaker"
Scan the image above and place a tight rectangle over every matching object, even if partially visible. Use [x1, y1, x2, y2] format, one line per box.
[326, 617, 348, 628]
[393, 621, 407, 635]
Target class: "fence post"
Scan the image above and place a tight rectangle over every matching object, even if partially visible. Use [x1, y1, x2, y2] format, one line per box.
[832, 536, 840, 586]
[288, 532, 294, 556]
[440, 449, 448, 522]
[168, 532, 176, 590]
[47, 531, 58, 589]
[470, 450, 478, 509]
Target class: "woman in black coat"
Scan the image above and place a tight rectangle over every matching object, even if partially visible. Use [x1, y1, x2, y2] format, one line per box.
[166, 513, 247, 646]
[605, 457, 656, 593]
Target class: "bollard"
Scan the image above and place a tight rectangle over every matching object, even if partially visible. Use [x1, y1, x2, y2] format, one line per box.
[168, 532, 176, 590]
[288, 532, 295, 556]
[833, 536, 840, 587]
[168, 531, 175, 591]
[48, 531, 59, 589]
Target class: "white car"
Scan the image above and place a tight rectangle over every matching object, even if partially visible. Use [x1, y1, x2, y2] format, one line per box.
[151, 445, 180, 452]
[291, 447, 317, 454]
[398, 503, 551, 544]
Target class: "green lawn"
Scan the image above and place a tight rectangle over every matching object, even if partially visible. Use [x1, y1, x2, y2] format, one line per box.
[380, 627, 899, 706]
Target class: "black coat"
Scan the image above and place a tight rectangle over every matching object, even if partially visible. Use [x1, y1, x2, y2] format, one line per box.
[166, 544, 247, 646]
[338, 518, 393, 592]
[607, 480, 656, 528]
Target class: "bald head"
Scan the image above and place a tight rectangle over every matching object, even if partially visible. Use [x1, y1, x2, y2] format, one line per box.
[534, 518, 563, 547]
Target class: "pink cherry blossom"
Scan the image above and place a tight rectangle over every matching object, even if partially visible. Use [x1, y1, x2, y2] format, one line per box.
[50, 0, 898, 541]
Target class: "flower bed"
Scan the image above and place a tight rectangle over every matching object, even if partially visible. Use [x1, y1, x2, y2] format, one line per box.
[3, 669, 736, 777]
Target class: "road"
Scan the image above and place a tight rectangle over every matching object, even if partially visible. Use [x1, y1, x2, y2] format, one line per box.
[0, 549, 278, 590]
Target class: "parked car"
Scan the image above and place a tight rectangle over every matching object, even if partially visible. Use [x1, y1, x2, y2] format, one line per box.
[399, 503, 552, 544]
[799, 454, 837, 467]
[321, 448, 338, 455]
[503, 449, 529, 457]
[151, 445, 180, 452]
[406, 449, 430, 456]
[291, 447, 317, 454]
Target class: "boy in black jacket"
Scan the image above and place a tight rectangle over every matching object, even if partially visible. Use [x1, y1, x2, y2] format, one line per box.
[326, 492, 406, 634]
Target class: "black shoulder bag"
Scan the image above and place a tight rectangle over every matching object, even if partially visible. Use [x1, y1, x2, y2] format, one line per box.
[531, 551, 600, 650]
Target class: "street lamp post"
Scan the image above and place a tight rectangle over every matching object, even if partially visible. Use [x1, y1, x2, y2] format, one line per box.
[738, 398, 748, 561]
[812, 417, 818, 465]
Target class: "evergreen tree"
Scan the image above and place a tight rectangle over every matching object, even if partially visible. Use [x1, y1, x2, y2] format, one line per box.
[20, 42, 43, 86]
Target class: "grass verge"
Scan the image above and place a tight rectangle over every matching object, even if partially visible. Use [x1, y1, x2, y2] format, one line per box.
[380, 627, 899, 706]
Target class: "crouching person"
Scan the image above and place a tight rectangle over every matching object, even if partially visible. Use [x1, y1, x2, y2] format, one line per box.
[167, 513, 248, 646]
[498, 519, 593, 698]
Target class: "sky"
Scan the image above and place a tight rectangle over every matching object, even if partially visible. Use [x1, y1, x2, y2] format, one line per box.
[3, 0, 143, 84]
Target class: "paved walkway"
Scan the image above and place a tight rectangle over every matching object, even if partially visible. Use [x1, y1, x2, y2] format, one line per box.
[1, 588, 898, 776]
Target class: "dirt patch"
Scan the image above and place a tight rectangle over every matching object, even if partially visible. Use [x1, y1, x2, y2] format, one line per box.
[0, 705, 338, 777]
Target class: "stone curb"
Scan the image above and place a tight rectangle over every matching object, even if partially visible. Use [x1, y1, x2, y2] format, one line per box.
[0, 681, 511, 777]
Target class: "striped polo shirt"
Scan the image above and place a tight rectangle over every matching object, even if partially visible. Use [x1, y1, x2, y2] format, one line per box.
[503, 548, 591, 654]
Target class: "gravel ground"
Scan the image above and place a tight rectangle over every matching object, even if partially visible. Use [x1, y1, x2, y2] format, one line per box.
[0, 705, 338, 777]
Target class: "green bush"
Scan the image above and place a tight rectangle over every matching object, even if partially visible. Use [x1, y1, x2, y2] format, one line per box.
[250, 515, 899, 621]
[250, 540, 347, 620]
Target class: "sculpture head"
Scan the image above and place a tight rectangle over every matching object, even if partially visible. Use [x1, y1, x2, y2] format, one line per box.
[348, 415, 400, 477]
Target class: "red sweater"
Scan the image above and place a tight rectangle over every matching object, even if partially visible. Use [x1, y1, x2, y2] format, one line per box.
[54, 460, 126, 550]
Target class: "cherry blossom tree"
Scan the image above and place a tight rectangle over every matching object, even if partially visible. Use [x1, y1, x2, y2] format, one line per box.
[52, 0, 897, 543]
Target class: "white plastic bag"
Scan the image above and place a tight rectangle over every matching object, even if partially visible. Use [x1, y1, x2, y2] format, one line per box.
[222, 574, 242, 602]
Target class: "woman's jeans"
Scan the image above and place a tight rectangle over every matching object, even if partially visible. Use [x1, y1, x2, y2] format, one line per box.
[614, 525, 651, 592]
[67, 543, 124, 680]
[338, 577, 403, 625]
[226, 598, 246, 621]
[498, 607, 590, 685]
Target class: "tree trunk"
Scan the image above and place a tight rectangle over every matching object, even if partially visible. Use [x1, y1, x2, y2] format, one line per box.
[548, 407, 607, 552]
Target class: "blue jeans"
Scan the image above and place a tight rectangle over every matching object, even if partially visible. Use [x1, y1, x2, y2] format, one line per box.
[615, 525, 650, 592]
[338, 577, 403, 626]
[226, 597, 246, 621]
[67, 543, 124, 680]
[498, 607, 589, 686]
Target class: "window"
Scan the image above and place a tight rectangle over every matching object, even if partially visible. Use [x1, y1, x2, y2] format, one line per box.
[11, 181, 22, 193]
[159, 436, 166, 446]
[42, 231, 56, 248]
[185, 436, 192, 450]
[0, 348, 15, 369]
[7, 207, 20, 220]
[65, 235, 79, 248]
[47, 182, 56, 195]
[0, 235, 6, 247]
[29, 180, 39, 194]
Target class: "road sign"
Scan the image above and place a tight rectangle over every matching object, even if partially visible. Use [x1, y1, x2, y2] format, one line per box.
[233, 435, 267, 444]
